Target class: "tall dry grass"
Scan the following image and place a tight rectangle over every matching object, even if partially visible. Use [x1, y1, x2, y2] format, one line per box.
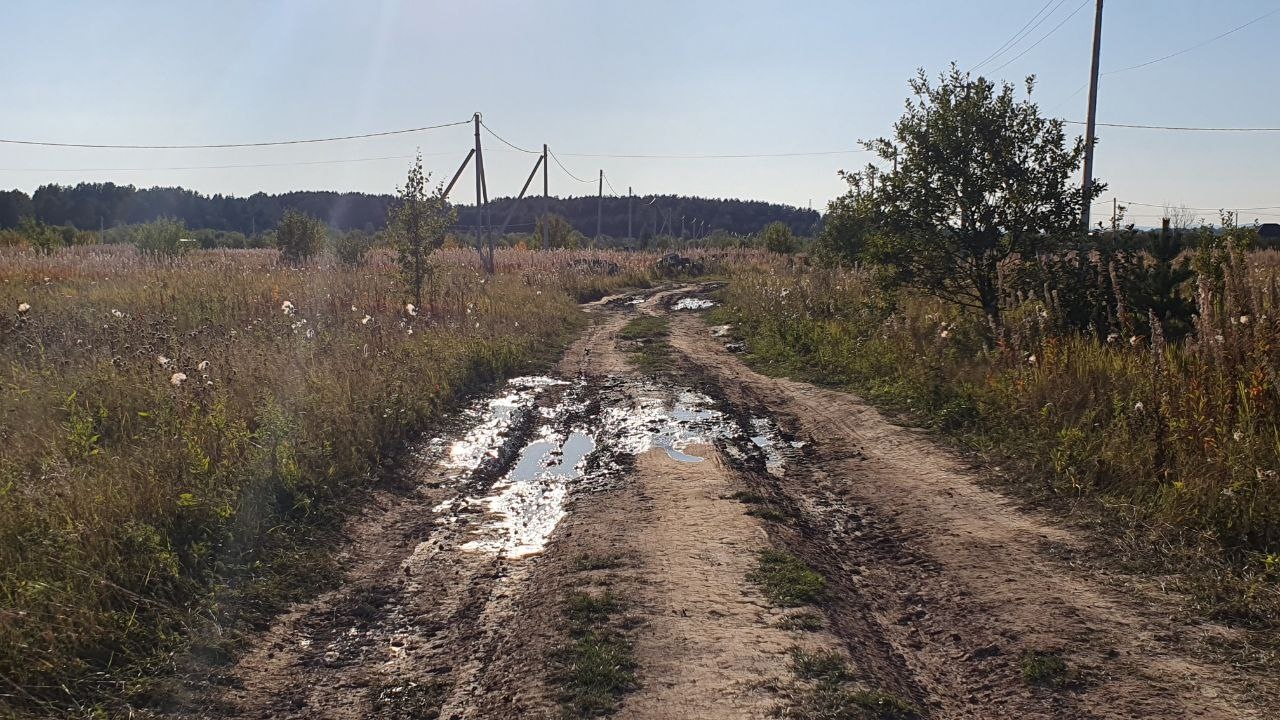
[716, 253, 1280, 620]
[0, 244, 659, 714]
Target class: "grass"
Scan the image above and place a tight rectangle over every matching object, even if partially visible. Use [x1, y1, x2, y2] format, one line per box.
[748, 549, 826, 607]
[1020, 650, 1070, 688]
[571, 553, 630, 573]
[554, 591, 637, 718]
[778, 647, 917, 719]
[716, 261, 1280, 624]
[0, 244, 661, 717]
[618, 315, 673, 373]
[777, 611, 826, 632]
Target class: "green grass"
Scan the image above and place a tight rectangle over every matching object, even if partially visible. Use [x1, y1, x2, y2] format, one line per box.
[571, 553, 629, 573]
[1020, 650, 1070, 688]
[789, 647, 855, 683]
[554, 591, 637, 718]
[748, 549, 826, 607]
[619, 315, 673, 373]
[782, 683, 919, 720]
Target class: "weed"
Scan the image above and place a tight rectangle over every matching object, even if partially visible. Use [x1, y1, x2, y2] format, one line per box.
[554, 591, 636, 717]
[748, 549, 826, 607]
[1020, 650, 1069, 687]
[619, 315, 673, 373]
[789, 647, 854, 683]
[747, 505, 791, 522]
[729, 490, 770, 504]
[781, 683, 918, 720]
[777, 611, 825, 632]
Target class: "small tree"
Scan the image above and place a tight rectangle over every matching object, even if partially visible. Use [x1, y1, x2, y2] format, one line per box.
[758, 221, 798, 254]
[852, 66, 1102, 330]
[388, 153, 455, 307]
[17, 216, 58, 254]
[534, 212, 578, 249]
[132, 217, 187, 257]
[334, 229, 374, 267]
[276, 210, 325, 266]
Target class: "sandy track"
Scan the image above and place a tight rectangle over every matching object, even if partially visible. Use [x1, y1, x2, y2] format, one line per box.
[206, 282, 1273, 719]
[666, 298, 1274, 719]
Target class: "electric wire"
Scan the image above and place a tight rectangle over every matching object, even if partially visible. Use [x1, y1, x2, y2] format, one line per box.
[0, 152, 473, 173]
[969, 0, 1066, 73]
[988, 0, 1092, 75]
[480, 121, 539, 154]
[0, 119, 471, 149]
[602, 172, 619, 196]
[547, 149, 593, 184]
[1105, 7, 1280, 76]
[1061, 120, 1280, 132]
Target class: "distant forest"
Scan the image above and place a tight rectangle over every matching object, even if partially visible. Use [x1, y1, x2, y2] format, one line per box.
[0, 183, 821, 239]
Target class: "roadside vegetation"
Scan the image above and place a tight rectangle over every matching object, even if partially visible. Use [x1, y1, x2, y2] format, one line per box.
[0, 232, 666, 715]
[619, 315, 673, 373]
[714, 67, 1280, 625]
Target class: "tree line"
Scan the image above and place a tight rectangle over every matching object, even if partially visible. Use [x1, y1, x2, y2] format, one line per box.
[0, 183, 819, 239]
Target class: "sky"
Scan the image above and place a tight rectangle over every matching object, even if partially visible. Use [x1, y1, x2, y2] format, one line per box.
[2, 0, 1278, 225]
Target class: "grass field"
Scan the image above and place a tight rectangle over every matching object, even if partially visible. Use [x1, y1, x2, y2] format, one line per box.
[0, 244, 662, 714]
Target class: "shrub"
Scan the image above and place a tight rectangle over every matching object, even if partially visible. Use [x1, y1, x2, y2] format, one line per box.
[275, 210, 325, 266]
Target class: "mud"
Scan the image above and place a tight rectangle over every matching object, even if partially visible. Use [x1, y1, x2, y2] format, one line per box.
[209, 282, 1277, 720]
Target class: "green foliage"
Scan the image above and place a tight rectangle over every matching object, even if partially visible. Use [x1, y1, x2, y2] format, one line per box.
[759, 221, 798, 254]
[275, 210, 326, 266]
[18, 216, 58, 254]
[554, 591, 636, 717]
[534, 212, 585, 249]
[1020, 650, 1069, 687]
[748, 549, 826, 606]
[388, 154, 455, 306]
[334, 229, 376, 266]
[131, 217, 188, 256]
[851, 66, 1102, 328]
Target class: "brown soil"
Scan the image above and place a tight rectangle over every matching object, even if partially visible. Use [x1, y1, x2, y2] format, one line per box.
[202, 282, 1275, 719]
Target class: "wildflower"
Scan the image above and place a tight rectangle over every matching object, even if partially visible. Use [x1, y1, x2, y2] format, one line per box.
[406, 303, 418, 316]
[940, 330, 950, 339]
[1026, 354, 1037, 365]
[169, 372, 188, 386]
[281, 300, 296, 316]
[197, 360, 210, 371]
[1233, 430, 1245, 442]
[361, 314, 372, 325]
[17, 302, 30, 314]
[1129, 335, 1140, 346]
[351, 305, 358, 312]
[1215, 334, 1225, 343]
[111, 309, 124, 318]
[1134, 401, 1144, 412]
[157, 355, 171, 366]
[1106, 333, 1119, 343]
[1240, 315, 1251, 325]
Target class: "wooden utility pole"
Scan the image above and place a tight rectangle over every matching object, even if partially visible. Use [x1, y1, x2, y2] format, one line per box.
[1080, 0, 1104, 234]
[473, 113, 487, 269]
[596, 170, 603, 242]
[627, 186, 633, 240]
[542, 144, 549, 197]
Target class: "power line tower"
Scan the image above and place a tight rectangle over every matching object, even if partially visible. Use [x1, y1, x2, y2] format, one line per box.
[1081, 0, 1104, 234]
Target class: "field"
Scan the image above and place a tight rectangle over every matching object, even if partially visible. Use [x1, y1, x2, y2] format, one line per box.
[2, 244, 1278, 720]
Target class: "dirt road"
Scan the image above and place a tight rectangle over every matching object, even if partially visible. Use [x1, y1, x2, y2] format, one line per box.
[208, 283, 1274, 719]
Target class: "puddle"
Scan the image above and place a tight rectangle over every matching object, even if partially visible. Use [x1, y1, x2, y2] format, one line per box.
[431, 375, 791, 559]
[672, 297, 716, 310]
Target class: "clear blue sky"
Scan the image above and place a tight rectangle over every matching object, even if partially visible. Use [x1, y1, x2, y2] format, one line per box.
[2, 0, 1277, 224]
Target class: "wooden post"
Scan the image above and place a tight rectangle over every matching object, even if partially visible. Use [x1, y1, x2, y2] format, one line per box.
[542, 144, 549, 198]
[1081, 0, 1104, 234]
[443, 148, 475, 199]
[473, 114, 486, 268]
[627, 186, 633, 241]
[496, 155, 545, 238]
[596, 170, 603, 242]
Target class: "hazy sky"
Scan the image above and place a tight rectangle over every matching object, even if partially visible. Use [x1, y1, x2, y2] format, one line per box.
[3, 1, 1278, 224]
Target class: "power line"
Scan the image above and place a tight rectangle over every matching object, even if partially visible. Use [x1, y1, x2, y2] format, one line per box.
[558, 148, 867, 159]
[548, 149, 593, 184]
[989, 0, 1092, 75]
[1121, 200, 1280, 212]
[1105, 7, 1280, 76]
[0, 119, 471, 150]
[1061, 119, 1280, 132]
[0, 152, 471, 173]
[602, 172, 620, 196]
[970, 0, 1066, 73]
[480, 121, 538, 154]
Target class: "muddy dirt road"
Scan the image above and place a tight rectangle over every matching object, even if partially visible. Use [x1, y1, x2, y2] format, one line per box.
[209, 283, 1274, 719]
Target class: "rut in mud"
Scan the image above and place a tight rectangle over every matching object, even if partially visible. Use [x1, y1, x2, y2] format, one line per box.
[209, 283, 1276, 720]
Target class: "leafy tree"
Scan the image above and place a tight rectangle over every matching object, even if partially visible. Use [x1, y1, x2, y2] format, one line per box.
[534, 212, 583, 249]
[132, 217, 188, 256]
[816, 190, 880, 265]
[851, 66, 1102, 329]
[17, 216, 58, 254]
[275, 210, 325, 266]
[758, 221, 798, 254]
[334, 229, 375, 266]
[388, 154, 454, 306]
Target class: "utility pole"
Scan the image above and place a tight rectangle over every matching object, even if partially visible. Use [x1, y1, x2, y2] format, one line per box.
[627, 186, 633, 241]
[596, 170, 603, 242]
[542, 144, 549, 198]
[1080, 0, 1104, 235]
[473, 113, 491, 272]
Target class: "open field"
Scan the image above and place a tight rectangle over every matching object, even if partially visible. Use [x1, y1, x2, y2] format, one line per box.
[3, 246, 1279, 719]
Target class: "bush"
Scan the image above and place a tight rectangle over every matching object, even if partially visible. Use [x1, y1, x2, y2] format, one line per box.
[334, 229, 375, 266]
[276, 210, 326, 266]
[132, 217, 188, 256]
